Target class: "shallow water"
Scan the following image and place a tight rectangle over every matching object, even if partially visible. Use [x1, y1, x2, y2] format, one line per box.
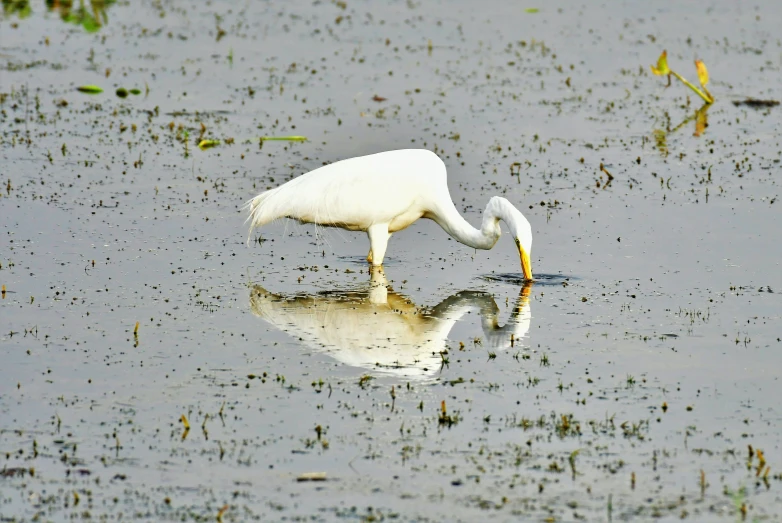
[483, 273, 574, 286]
[1, 0, 781, 521]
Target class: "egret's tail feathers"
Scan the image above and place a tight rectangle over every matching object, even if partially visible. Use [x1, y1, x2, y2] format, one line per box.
[244, 190, 279, 245]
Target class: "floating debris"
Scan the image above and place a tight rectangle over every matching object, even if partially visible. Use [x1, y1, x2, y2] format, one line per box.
[297, 472, 327, 482]
[180, 414, 190, 440]
[76, 85, 103, 94]
[438, 400, 458, 427]
[732, 98, 779, 108]
[0, 467, 33, 478]
[257, 136, 307, 142]
[198, 139, 221, 150]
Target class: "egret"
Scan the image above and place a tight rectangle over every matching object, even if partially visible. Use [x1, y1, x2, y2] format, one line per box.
[245, 149, 533, 279]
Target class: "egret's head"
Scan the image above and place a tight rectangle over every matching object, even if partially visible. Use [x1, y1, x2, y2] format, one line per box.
[507, 203, 533, 281]
[487, 196, 533, 280]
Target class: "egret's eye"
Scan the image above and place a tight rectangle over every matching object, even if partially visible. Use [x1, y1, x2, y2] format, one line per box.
[515, 238, 521, 247]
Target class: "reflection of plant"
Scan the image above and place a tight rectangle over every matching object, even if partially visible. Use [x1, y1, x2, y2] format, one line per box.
[673, 103, 710, 137]
[2, 0, 32, 19]
[652, 103, 711, 156]
[725, 484, 758, 522]
[45, 0, 116, 33]
[650, 50, 714, 104]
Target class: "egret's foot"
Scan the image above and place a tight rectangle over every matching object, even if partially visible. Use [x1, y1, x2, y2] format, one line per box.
[367, 250, 373, 263]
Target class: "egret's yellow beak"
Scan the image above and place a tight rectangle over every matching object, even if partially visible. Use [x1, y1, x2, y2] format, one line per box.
[519, 246, 533, 281]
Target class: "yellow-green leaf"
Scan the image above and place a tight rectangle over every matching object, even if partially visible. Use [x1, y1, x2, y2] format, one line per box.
[650, 50, 670, 76]
[198, 139, 221, 150]
[76, 85, 103, 94]
[694, 60, 709, 87]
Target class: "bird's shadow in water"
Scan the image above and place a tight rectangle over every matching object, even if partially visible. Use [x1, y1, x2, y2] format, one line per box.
[481, 273, 576, 287]
[248, 267, 533, 380]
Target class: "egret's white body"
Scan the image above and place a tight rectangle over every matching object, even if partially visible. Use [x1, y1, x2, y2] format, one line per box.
[249, 269, 532, 379]
[246, 149, 532, 278]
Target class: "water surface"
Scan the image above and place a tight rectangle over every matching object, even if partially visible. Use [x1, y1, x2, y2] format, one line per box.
[1, 0, 781, 520]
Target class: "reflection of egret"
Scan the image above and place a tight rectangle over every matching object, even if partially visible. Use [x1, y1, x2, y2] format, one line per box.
[245, 149, 533, 279]
[249, 268, 532, 379]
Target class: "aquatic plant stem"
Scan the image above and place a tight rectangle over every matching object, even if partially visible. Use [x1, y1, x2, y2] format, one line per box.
[670, 71, 713, 104]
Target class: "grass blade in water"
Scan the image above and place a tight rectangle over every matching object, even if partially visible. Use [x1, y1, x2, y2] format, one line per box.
[258, 136, 307, 142]
[76, 85, 103, 94]
[198, 140, 221, 150]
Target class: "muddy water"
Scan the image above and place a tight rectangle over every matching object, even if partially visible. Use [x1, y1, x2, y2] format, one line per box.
[1, 0, 781, 521]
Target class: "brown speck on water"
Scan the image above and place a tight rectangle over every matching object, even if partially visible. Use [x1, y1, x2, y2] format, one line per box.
[732, 98, 779, 108]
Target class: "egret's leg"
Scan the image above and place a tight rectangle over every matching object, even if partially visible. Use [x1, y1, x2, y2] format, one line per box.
[366, 223, 390, 266]
[368, 232, 391, 262]
[366, 231, 392, 262]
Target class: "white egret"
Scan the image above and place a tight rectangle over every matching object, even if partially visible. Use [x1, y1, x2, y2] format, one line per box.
[249, 267, 532, 379]
[246, 149, 533, 279]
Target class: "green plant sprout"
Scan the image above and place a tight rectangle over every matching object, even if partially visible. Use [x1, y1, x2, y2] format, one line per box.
[650, 50, 713, 104]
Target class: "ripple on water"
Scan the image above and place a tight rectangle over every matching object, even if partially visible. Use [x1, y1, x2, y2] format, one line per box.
[338, 255, 399, 265]
[480, 273, 577, 286]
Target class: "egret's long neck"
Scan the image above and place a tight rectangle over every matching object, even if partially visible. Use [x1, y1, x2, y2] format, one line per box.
[428, 286, 532, 350]
[428, 199, 502, 250]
